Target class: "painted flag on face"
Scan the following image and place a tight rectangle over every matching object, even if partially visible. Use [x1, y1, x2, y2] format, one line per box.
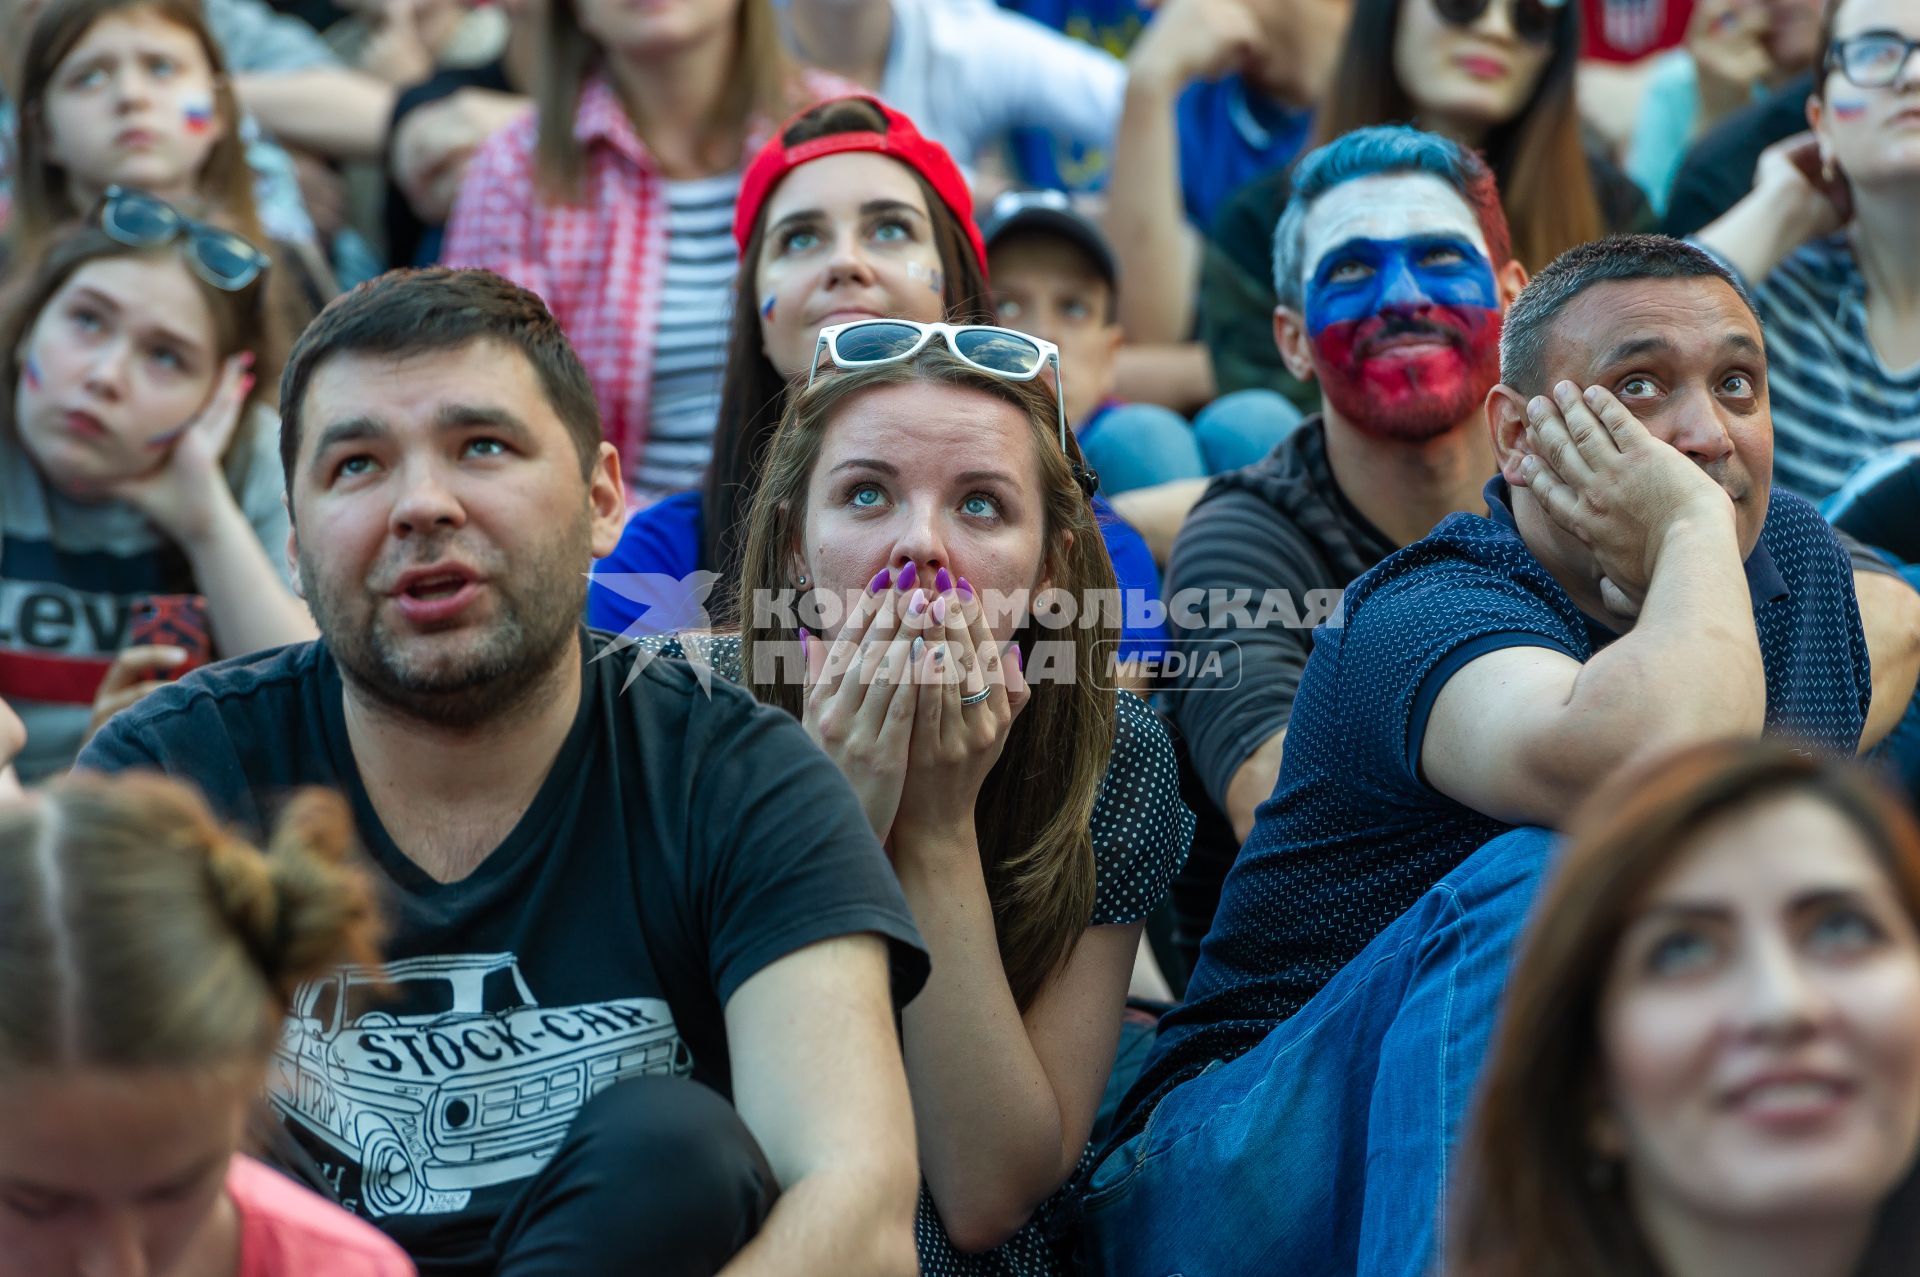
[183, 98, 215, 134]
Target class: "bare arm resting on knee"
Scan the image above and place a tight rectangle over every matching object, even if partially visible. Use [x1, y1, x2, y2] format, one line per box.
[720, 933, 921, 1277]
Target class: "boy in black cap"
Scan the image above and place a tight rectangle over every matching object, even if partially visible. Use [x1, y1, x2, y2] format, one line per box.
[983, 189, 1207, 496]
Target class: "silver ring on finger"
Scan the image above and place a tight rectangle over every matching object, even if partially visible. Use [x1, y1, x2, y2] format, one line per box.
[959, 686, 993, 707]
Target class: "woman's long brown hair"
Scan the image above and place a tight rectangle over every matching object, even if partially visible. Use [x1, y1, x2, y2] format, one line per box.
[736, 349, 1116, 1012]
[704, 96, 994, 604]
[1313, 0, 1604, 271]
[534, 0, 795, 199]
[1453, 740, 1920, 1277]
[11, 0, 261, 263]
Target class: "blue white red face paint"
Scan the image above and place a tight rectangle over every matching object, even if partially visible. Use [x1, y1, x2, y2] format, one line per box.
[760, 294, 777, 322]
[1832, 97, 1869, 121]
[1299, 174, 1503, 443]
[22, 355, 42, 391]
[182, 95, 215, 134]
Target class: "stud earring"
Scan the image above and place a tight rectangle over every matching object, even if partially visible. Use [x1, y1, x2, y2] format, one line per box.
[796, 574, 808, 586]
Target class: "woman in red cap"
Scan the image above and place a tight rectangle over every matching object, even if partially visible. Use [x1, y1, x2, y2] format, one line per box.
[440, 0, 849, 505]
[588, 96, 1172, 671]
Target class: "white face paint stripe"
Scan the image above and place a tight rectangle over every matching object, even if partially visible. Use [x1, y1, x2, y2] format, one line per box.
[1299, 173, 1493, 287]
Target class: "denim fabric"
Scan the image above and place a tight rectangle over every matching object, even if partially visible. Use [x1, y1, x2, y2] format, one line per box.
[1191, 389, 1305, 474]
[1080, 403, 1207, 495]
[1079, 826, 1557, 1277]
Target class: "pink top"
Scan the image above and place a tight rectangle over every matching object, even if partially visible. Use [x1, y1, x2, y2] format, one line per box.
[229, 1155, 415, 1277]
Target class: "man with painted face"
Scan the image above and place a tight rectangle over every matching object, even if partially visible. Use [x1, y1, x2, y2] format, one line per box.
[1165, 129, 1526, 955]
[1081, 232, 1920, 1277]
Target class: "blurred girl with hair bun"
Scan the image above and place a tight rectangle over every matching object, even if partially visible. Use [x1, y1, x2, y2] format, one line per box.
[0, 772, 413, 1277]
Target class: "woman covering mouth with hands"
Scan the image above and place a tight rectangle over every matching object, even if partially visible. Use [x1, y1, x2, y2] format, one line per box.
[640, 331, 1193, 1276]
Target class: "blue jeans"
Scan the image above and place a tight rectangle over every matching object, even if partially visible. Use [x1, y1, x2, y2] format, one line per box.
[1079, 826, 1558, 1277]
[1867, 564, 1920, 801]
[1080, 403, 1207, 495]
[1080, 392, 1308, 496]
[1192, 388, 1305, 474]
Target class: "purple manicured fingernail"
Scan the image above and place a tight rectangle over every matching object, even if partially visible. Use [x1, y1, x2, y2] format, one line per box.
[895, 561, 919, 592]
[1012, 643, 1024, 672]
[934, 566, 952, 594]
[799, 628, 811, 659]
[957, 576, 974, 601]
[868, 567, 892, 594]
[908, 588, 929, 616]
[931, 595, 948, 624]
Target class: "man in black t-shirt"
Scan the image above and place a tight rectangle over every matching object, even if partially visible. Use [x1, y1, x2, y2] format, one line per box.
[80, 269, 929, 1277]
[1165, 128, 1527, 952]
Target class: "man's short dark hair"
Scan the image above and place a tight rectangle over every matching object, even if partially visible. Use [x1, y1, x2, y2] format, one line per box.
[278, 268, 603, 490]
[1499, 234, 1761, 395]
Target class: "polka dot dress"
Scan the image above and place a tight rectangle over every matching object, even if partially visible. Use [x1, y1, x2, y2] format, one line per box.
[640, 633, 1195, 1275]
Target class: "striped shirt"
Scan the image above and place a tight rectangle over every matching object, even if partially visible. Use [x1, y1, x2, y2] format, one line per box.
[1745, 234, 1920, 501]
[636, 172, 741, 503]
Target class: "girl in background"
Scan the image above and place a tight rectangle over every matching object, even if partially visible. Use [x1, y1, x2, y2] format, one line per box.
[0, 770, 411, 1276]
[7, 0, 333, 319]
[0, 197, 314, 779]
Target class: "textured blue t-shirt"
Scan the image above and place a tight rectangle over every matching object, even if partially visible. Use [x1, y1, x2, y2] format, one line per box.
[1119, 478, 1873, 1142]
[587, 490, 1171, 660]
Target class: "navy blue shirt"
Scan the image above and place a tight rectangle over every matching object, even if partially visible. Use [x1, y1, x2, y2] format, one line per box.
[1118, 479, 1873, 1143]
[1176, 76, 1311, 234]
[588, 489, 1172, 660]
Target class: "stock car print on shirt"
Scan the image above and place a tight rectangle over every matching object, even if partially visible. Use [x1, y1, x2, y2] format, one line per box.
[270, 953, 692, 1218]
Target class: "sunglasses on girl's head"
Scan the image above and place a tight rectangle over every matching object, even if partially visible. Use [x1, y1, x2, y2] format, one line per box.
[95, 187, 269, 291]
[809, 319, 1072, 454]
[1431, 0, 1566, 46]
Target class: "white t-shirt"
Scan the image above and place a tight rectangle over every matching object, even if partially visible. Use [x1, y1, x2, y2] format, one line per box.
[878, 0, 1125, 170]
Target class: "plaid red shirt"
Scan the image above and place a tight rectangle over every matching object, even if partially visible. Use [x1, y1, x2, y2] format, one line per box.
[442, 71, 852, 495]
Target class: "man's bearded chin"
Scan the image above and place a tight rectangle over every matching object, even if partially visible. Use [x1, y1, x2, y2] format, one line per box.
[1313, 307, 1503, 443]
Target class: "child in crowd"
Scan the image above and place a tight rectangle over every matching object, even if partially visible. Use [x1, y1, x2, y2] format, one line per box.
[0, 771, 415, 1276]
[6, 0, 334, 321]
[983, 187, 1301, 495]
[1459, 740, 1920, 1277]
[0, 197, 315, 780]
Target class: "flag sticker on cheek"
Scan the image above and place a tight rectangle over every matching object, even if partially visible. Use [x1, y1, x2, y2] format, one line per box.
[22, 356, 42, 390]
[183, 96, 215, 133]
[760, 294, 776, 322]
[1833, 98, 1868, 120]
[907, 261, 943, 294]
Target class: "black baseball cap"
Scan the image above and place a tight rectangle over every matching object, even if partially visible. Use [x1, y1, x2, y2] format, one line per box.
[979, 188, 1119, 287]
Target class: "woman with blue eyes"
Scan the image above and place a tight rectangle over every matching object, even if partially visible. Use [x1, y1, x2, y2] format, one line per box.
[1692, 0, 1920, 504]
[0, 209, 315, 780]
[644, 340, 1193, 1277]
[1455, 738, 1920, 1277]
[589, 96, 1171, 674]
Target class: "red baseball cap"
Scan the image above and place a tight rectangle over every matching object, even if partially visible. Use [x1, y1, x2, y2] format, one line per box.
[733, 95, 988, 274]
